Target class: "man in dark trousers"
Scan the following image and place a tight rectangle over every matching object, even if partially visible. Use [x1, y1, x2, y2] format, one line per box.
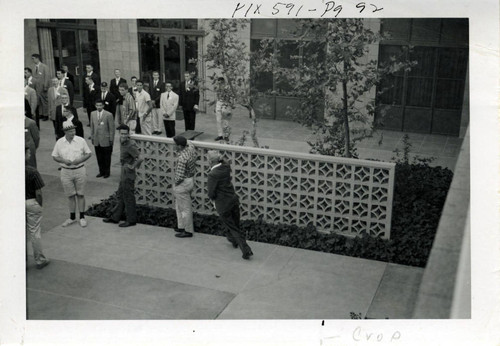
[179, 71, 200, 131]
[100, 82, 117, 118]
[61, 64, 75, 87]
[206, 150, 253, 260]
[55, 93, 83, 140]
[110, 68, 126, 100]
[90, 99, 115, 178]
[103, 124, 143, 228]
[83, 75, 100, 125]
[149, 71, 165, 135]
[56, 68, 75, 105]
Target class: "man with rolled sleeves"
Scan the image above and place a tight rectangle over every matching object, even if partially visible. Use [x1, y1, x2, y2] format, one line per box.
[103, 124, 143, 228]
[51, 121, 92, 228]
[173, 135, 197, 238]
[116, 83, 137, 134]
[90, 99, 115, 178]
[207, 150, 253, 260]
[31, 53, 51, 121]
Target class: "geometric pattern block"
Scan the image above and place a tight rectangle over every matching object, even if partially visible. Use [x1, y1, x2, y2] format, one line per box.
[132, 136, 395, 239]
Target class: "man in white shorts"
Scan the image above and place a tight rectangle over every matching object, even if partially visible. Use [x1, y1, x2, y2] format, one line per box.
[51, 120, 92, 227]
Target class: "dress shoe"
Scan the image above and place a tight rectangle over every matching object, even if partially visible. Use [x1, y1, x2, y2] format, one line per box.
[103, 174, 110, 178]
[103, 218, 119, 224]
[175, 231, 193, 238]
[36, 260, 50, 269]
[242, 250, 254, 260]
[96, 173, 104, 178]
[41, 116, 48, 121]
[119, 221, 136, 227]
[214, 136, 224, 141]
[156, 131, 162, 135]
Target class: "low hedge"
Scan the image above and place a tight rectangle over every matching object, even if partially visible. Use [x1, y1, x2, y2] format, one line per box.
[87, 162, 453, 267]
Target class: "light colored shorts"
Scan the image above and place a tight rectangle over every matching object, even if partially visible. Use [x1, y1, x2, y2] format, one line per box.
[60, 166, 86, 197]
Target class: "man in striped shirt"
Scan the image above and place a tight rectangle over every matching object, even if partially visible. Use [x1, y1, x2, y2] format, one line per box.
[173, 135, 197, 238]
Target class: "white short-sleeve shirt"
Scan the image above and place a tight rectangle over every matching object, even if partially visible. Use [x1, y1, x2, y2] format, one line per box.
[135, 90, 151, 116]
[52, 135, 92, 168]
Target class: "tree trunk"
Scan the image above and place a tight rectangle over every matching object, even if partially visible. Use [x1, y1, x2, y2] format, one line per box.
[342, 79, 351, 158]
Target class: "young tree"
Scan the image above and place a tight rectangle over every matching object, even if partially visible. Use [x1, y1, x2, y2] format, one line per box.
[203, 19, 272, 147]
[272, 19, 413, 158]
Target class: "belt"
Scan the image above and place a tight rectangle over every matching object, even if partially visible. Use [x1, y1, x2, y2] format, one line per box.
[61, 165, 84, 170]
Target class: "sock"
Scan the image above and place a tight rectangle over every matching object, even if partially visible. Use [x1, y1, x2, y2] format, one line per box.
[70, 212, 76, 220]
[80, 211, 85, 219]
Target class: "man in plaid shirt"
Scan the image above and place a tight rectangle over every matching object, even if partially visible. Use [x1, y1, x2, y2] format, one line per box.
[173, 135, 197, 238]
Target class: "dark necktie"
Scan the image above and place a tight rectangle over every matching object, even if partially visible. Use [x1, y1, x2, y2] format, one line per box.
[167, 92, 170, 100]
[35, 65, 39, 74]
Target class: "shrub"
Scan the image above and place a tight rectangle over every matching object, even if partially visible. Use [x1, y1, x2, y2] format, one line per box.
[87, 163, 452, 267]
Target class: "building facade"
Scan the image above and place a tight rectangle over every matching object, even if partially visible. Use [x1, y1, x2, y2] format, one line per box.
[24, 18, 469, 137]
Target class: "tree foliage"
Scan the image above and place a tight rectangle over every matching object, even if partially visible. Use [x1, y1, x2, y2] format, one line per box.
[272, 19, 414, 157]
[203, 19, 273, 147]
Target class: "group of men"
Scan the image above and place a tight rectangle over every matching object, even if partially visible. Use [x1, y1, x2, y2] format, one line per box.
[24, 54, 251, 270]
[103, 134, 253, 260]
[81, 68, 200, 139]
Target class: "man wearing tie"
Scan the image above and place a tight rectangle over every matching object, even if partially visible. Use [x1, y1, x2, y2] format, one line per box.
[56, 68, 74, 105]
[100, 82, 117, 119]
[55, 93, 82, 140]
[61, 64, 75, 86]
[83, 76, 100, 125]
[90, 99, 115, 178]
[149, 71, 165, 135]
[31, 54, 51, 122]
[110, 69, 126, 101]
[179, 71, 200, 131]
[160, 82, 179, 138]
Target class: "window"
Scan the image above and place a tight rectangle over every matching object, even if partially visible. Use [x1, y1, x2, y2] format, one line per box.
[377, 19, 468, 135]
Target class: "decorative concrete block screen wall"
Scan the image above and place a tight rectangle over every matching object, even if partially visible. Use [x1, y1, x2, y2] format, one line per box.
[133, 136, 396, 239]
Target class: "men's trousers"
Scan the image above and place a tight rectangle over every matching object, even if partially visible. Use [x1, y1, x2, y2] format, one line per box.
[152, 108, 162, 133]
[219, 203, 252, 255]
[173, 178, 194, 233]
[183, 110, 196, 131]
[140, 113, 153, 136]
[25, 199, 48, 265]
[111, 176, 137, 224]
[163, 119, 176, 138]
[95, 145, 113, 176]
[38, 91, 48, 117]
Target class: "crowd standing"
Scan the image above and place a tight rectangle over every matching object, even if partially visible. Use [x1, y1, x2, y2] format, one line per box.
[24, 54, 251, 267]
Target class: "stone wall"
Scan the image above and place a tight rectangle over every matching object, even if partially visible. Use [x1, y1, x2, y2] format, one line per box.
[96, 19, 140, 86]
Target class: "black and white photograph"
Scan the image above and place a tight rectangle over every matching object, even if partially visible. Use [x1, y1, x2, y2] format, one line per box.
[1, 0, 499, 345]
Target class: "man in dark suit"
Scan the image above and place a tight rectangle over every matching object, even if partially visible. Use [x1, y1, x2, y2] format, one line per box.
[206, 150, 253, 260]
[179, 71, 200, 131]
[100, 82, 117, 119]
[149, 71, 165, 135]
[83, 75, 100, 125]
[31, 53, 51, 121]
[56, 68, 75, 105]
[61, 64, 75, 86]
[90, 99, 115, 178]
[110, 69, 126, 100]
[55, 93, 83, 140]
[83, 64, 100, 85]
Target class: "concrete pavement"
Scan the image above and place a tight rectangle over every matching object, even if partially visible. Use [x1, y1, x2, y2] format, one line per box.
[26, 109, 425, 319]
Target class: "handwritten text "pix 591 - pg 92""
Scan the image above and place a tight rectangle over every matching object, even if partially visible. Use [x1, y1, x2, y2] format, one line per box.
[232, 2, 384, 18]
